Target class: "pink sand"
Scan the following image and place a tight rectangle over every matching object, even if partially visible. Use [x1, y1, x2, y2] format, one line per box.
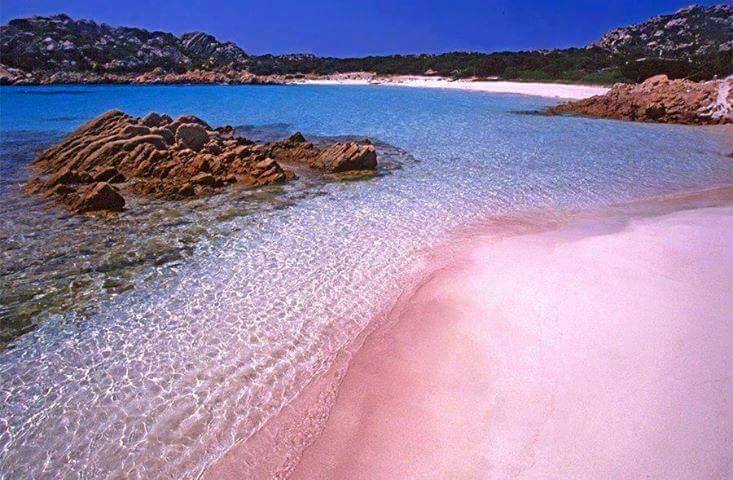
[285, 205, 733, 479]
[300, 75, 609, 99]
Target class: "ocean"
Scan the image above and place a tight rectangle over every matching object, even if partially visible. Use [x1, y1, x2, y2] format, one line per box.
[0, 84, 731, 478]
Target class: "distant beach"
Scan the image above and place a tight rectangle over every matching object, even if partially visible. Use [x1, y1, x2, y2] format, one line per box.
[298, 74, 610, 99]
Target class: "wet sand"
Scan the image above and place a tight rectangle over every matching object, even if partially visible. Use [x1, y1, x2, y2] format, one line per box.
[207, 191, 733, 479]
[292, 201, 732, 478]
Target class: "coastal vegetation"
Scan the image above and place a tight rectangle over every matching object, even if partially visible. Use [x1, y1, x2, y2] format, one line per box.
[247, 48, 730, 85]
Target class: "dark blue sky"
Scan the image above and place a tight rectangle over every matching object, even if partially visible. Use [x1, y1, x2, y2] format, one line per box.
[0, 1, 722, 56]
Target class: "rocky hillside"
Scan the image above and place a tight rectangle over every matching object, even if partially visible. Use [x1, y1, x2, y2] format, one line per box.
[0, 14, 250, 73]
[0, 5, 731, 85]
[593, 4, 732, 59]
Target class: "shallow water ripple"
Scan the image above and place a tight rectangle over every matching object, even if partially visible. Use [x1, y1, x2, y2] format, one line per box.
[0, 85, 731, 478]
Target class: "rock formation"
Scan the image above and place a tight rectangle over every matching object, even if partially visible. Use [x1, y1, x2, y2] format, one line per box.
[0, 14, 250, 74]
[265, 132, 377, 173]
[28, 110, 379, 214]
[547, 75, 733, 124]
[593, 5, 732, 59]
[312, 143, 378, 172]
[0, 14, 317, 85]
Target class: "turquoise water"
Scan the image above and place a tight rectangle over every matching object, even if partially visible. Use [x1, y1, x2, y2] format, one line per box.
[0, 85, 731, 479]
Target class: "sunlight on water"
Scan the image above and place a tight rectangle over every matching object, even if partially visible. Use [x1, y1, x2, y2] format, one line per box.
[0, 85, 731, 478]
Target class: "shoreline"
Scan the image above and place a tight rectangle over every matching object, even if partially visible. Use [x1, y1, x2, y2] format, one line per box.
[296, 75, 610, 99]
[290, 188, 733, 479]
[0, 73, 609, 100]
[204, 185, 733, 479]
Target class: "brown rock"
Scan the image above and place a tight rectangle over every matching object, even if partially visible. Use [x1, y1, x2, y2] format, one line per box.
[267, 138, 320, 164]
[168, 121, 182, 134]
[216, 125, 235, 137]
[141, 112, 165, 127]
[121, 134, 169, 152]
[177, 183, 196, 197]
[92, 166, 126, 183]
[191, 156, 211, 173]
[28, 109, 381, 214]
[176, 115, 211, 130]
[547, 76, 731, 125]
[249, 158, 286, 185]
[252, 158, 279, 174]
[45, 183, 76, 197]
[283, 168, 297, 180]
[45, 166, 81, 186]
[643, 74, 669, 87]
[151, 127, 175, 145]
[311, 143, 378, 172]
[286, 131, 306, 144]
[190, 172, 216, 186]
[176, 124, 209, 151]
[71, 182, 125, 213]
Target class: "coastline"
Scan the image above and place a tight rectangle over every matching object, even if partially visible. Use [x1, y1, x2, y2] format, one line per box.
[1, 71, 609, 100]
[296, 74, 610, 99]
[204, 186, 733, 479]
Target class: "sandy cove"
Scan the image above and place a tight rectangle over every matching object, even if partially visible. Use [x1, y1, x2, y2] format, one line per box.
[297, 74, 609, 100]
[206, 188, 733, 479]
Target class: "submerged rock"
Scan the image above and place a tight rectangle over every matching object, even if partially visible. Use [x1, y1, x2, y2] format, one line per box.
[265, 134, 377, 173]
[250, 158, 287, 185]
[547, 75, 733, 125]
[29, 110, 381, 214]
[71, 182, 125, 213]
[312, 143, 378, 172]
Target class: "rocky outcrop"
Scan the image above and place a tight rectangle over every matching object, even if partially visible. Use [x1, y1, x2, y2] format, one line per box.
[71, 182, 126, 213]
[593, 5, 732, 59]
[0, 63, 28, 84]
[0, 14, 309, 85]
[265, 133, 377, 172]
[548, 75, 733, 124]
[28, 110, 379, 214]
[0, 14, 250, 74]
[0, 64, 292, 86]
[312, 143, 377, 172]
[175, 123, 209, 151]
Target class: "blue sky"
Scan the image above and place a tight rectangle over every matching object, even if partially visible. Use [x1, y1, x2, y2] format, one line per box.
[0, 1, 722, 56]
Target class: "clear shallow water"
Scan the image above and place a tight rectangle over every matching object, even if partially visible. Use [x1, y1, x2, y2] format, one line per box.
[0, 85, 731, 479]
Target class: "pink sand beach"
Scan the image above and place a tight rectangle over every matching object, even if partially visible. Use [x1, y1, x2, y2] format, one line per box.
[299, 74, 609, 99]
[207, 191, 733, 479]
